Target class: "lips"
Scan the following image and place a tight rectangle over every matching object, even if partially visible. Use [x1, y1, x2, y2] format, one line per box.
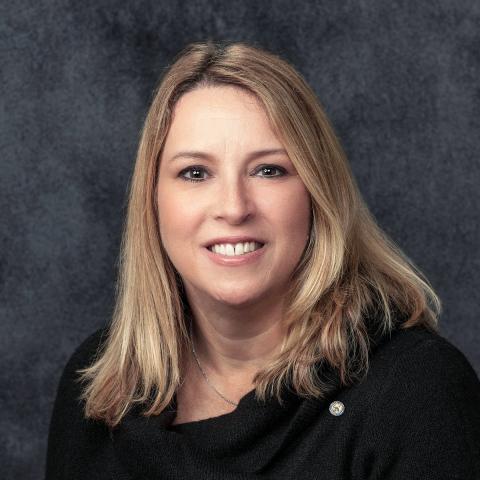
[203, 239, 267, 265]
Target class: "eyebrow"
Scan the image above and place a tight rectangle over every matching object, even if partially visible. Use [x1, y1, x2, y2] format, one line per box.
[169, 148, 288, 163]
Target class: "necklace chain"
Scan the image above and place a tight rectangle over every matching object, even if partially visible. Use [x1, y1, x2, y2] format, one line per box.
[189, 320, 239, 407]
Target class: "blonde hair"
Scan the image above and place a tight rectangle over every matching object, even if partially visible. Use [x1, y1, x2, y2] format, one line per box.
[77, 40, 441, 428]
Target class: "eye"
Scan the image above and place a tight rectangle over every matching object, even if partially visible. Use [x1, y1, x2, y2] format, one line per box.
[255, 165, 286, 178]
[178, 166, 209, 183]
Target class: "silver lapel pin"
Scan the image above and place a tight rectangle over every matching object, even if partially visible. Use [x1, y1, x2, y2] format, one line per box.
[329, 400, 345, 416]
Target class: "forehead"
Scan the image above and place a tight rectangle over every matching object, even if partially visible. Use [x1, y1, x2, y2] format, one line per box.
[174, 85, 264, 118]
[164, 86, 280, 146]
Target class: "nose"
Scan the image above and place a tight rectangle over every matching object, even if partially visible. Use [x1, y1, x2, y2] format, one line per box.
[212, 175, 254, 224]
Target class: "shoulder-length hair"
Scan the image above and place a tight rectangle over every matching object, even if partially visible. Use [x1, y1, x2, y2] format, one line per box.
[77, 40, 440, 428]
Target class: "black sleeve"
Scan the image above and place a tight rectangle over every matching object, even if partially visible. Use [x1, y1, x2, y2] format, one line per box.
[360, 336, 480, 480]
[45, 327, 112, 480]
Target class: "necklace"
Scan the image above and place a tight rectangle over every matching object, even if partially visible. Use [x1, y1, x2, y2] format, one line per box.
[189, 320, 239, 407]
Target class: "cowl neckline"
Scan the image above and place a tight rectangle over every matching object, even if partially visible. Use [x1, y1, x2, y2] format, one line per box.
[111, 377, 311, 478]
[168, 384, 268, 430]
[110, 317, 397, 479]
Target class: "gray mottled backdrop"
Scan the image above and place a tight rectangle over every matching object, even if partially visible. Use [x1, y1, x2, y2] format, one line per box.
[1, 0, 479, 478]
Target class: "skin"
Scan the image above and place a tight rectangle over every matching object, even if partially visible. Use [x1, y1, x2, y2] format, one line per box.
[157, 85, 311, 406]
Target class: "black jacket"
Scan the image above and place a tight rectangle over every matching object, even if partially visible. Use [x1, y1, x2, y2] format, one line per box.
[45, 324, 480, 479]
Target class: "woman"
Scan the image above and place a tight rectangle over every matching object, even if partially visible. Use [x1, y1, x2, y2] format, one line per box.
[45, 41, 480, 479]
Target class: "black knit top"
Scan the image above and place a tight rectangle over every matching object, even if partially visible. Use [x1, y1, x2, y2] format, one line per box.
[45, 323, 480, 479]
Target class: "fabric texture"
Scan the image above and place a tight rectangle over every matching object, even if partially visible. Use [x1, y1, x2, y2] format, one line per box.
[45, 322, 480, 479]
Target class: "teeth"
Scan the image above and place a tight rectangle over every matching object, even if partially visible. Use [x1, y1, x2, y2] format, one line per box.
[210, 242, 263, 256]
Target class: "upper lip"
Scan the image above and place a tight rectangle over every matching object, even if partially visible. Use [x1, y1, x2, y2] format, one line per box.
[203, 236, 266, 248]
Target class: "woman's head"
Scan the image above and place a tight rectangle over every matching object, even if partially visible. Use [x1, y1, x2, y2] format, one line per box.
[78, 41, 441, 427]
[140, 41, 364, 318]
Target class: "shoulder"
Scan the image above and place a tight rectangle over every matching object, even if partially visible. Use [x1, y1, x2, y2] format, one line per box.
[64, 326, 110, 373]
[46, 327, 112, 477]
[51, 326, 110, 414]
[371, 325, 479, 385]
[356, 325, 480, 479]
[366, 325, 480, 412]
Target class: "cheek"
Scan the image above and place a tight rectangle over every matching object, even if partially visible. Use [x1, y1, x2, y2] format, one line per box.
[265, 187, 311, 238]
[157, 190, 200, 244]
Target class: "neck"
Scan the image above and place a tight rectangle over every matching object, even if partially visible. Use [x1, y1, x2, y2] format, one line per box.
[186, 296, 287, 382]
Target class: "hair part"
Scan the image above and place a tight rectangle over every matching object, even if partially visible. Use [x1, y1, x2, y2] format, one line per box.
[76, 40, 440, 428]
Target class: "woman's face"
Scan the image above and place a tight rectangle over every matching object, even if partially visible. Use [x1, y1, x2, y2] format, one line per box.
[157, 85, 311, 309]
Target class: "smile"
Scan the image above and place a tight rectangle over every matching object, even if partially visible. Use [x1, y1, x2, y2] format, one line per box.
[207, 241, 264, 256]
[203, 242, 267, 266]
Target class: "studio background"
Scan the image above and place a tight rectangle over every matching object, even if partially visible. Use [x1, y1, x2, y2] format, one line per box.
[1, 1, 479, 478]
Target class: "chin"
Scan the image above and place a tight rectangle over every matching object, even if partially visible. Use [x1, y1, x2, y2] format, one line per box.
[211, 289, 267, 308]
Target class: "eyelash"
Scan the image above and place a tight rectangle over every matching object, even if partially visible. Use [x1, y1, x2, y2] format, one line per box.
[178, 165, 287, 183]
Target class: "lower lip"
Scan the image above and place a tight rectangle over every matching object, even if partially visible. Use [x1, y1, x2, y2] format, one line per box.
[203, 244, 267, 266]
